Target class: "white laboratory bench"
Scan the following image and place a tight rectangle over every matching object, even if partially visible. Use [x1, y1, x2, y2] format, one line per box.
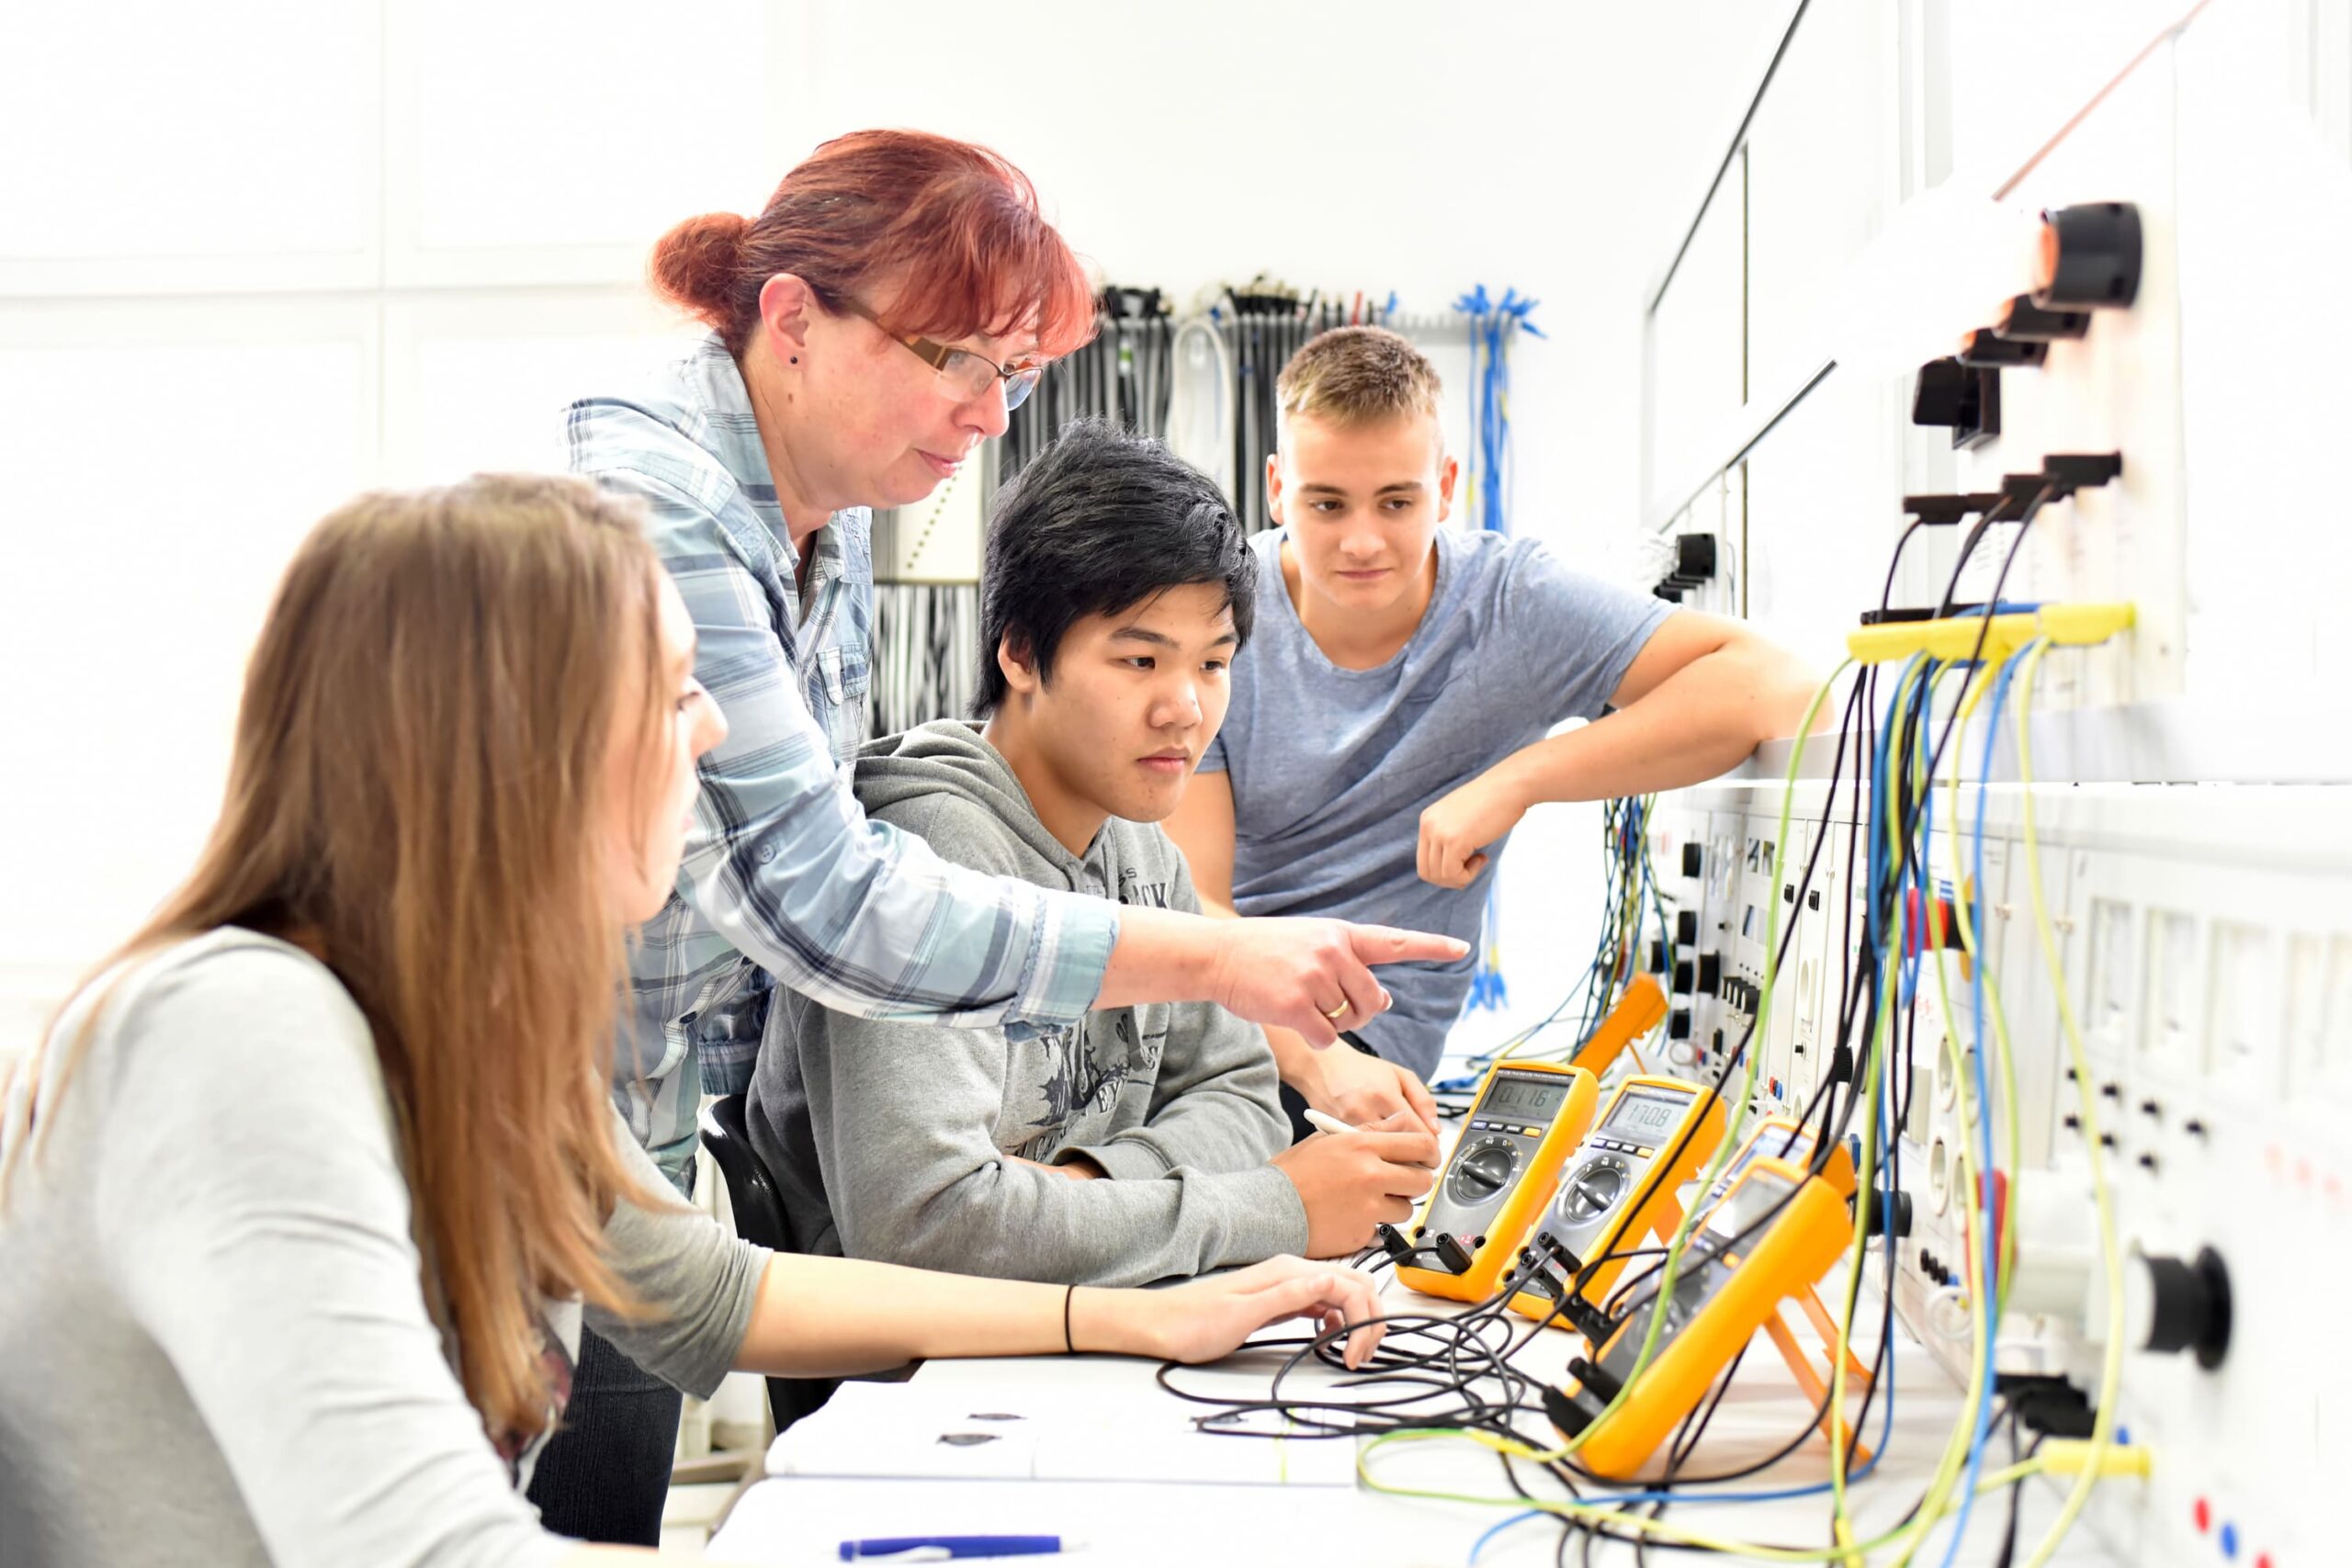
[705, 1263, 2127, 1567]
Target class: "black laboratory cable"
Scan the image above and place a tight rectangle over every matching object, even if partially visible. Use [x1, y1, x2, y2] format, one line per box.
[1879, 516, 1928, 618]
[1992, 1422, 2048, 1568]
[1165, 672, 1895, 1536]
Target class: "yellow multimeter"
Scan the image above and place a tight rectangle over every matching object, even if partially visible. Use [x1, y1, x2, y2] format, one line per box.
[1395, 1061, 1600, 1302]
[1544, 1144, 1858, 1479]
[1510, 1076, 1727, 1327]
[1701, 1112, 1817, 1210]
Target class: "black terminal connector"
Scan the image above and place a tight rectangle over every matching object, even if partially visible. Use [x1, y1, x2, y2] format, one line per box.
[1668, 1008, 1692, 1042]
[2040, 451, 2123, 496]
[1680, 842, 1703, 879]
[1566, 1355, 1625, 1404]
[1672, 958, 1696, 995]
[1958, 327, 2049, 368]
[1676, 909, 1700, 944]
[1912, 356, 2001, 450]
[1433, 1233, 1477, 1277]
[1561, 1297, 1618, 1344]
[1375, 1223, 1418, 1263]
[1994, 293, 2091, 342]
[1646, 939, 1668, 975]
[1902, 491, 2005, 526]
[1993, 470, 2053, 516]
[1697, 952, 1722, 994]
[1653, 583, 1684, 603]
[1996, 1372, 2099, 1438]
[2033, 202, 2143, 310]
[1666, 532, 1718, 587]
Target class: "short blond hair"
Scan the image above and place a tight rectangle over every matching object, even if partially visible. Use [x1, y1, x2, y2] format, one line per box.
[1275, 326, 1443, 439]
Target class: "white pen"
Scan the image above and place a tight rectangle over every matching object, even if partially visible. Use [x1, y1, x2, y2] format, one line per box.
[1302, 1109, 1361, 1137]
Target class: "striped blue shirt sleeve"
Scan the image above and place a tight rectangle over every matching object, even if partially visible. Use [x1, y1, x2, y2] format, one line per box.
[595, 465, 1120, 1036]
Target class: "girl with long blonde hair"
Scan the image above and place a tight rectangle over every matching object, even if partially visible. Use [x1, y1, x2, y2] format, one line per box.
[0, 474, 1382, 1567]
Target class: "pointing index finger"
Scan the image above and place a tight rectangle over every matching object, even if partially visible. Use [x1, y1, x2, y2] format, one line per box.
[1350, 924, 1471, 964]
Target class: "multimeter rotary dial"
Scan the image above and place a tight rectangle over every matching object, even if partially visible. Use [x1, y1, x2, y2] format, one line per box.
[1558, 1155, 1633, 1224]
[1446, 1135, 1522, 1207]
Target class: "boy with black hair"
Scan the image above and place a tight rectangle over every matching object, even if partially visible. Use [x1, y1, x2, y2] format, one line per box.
[747, 422, 1436, 1284]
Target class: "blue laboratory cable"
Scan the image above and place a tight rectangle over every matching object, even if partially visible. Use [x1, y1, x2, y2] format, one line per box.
[1935, 643, 2030, 1568]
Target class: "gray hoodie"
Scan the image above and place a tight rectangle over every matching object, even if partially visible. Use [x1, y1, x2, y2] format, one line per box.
[746, 720, 1307, 1286]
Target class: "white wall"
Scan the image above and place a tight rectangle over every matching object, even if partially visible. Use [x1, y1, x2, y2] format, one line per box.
[0, 0, 1784, 1055]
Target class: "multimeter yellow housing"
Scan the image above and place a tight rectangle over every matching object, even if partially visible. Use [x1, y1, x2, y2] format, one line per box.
[1396, 1061, 1599, 1302]
[1510, 1075, 1727, 1325]
[1545, 1144, 1859, 1479]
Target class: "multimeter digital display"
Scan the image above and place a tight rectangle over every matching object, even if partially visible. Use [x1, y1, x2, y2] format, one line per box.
[1544, 1145, 1859, 1478]
[1601, 1091, 1688, 1142]
[1394, 1061, 1600, 1303]
[1487, 1077, 1576, 1120]
[1510, 1075, 1727, 1328]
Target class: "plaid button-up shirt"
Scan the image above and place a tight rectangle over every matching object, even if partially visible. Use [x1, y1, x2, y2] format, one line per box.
[568, 334, 1118, 1189]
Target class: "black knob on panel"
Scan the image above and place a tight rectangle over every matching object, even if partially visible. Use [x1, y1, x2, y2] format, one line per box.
[1680, 842, 1703, 878]
[1672, 959, 1695, 995]
[1698, 953, 1722, 994]
[1911, 355, 1972, 425]
[2032, 202, 2143, 310]
[2139, 1247, 2232, 1370]
[1668, 1009, 1692, 1041]
[1676, 910, 1699, 944]
[1910, 356, 2000, 449]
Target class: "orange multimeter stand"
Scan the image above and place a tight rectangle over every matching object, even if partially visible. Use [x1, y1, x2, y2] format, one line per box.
[1544, 1143, 1859, 1479]
[1509, 1075, 1727, 1326]
[1395, 1061, 1600, 1302]
[1703, 1114, 1876, 1399]
[1566, 973, 1668, 1077]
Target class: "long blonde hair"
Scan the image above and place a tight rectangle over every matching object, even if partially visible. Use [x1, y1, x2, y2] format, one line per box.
[2, 474, 671, 1443]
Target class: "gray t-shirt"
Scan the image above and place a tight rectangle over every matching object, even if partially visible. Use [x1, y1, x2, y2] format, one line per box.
[1201, 526, 1671, 1078]
[0, 930, 769, 1568]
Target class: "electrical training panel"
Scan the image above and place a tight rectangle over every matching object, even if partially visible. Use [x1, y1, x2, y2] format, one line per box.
[1636, 4, 2352, 1563]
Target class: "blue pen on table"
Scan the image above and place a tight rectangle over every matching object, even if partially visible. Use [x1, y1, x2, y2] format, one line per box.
[838, 1536, 1080, 1562]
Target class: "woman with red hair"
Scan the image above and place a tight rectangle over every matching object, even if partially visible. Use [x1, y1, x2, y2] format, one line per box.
[548, 130, 1461, 1541]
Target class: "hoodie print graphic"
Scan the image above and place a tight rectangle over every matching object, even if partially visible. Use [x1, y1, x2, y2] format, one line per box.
[1117, 865, 1170, 908]
[1016, 1009, 1168, 1161]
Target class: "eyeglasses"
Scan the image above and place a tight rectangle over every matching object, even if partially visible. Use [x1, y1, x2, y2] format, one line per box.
[834, 296, 1046, 412]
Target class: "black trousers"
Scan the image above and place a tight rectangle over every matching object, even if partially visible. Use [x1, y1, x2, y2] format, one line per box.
[526, 1324, 682, 1546]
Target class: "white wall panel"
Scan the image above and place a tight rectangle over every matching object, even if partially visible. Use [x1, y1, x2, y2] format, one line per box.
[0, 304, 377, 1011]
[0, 1, 380, 296]
[1743, 0, 1887, 395]
[1646, 166, 1745, 513]
[384, 0, 776, 287]
[382, 293, 703, 484]
[1741, 367, 1899, 677]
